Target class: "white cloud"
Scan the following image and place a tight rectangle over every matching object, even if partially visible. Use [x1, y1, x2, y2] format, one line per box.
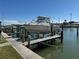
[1, 20, 25, 25]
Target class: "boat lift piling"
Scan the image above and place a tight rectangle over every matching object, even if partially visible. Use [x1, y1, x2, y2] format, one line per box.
[27, 32, 31, 49]
[50, 23, 55, 44]
[61, 24, 63, 43]
[77, 25, 78, 37]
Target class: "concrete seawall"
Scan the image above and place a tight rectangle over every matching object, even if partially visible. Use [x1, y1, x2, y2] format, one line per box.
[1, 32, 44, 59]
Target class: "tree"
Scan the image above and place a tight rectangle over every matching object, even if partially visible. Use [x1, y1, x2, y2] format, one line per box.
[63, 20, 68, 25]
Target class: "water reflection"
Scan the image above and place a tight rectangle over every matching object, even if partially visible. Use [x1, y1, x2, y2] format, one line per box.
[36, 28, 79, 59]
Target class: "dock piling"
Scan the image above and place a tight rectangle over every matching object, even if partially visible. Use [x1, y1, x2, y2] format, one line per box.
[50, 39, 53, 44]
[61, 24, 63, 30]
[77, 26, 78, 37]
[50, 23, 56, 44]
[27, 36, 31, 48]
[50, 23, 53, 36]
[27, 32, 31, 48]
[61, 30, 63, 43]
[61, 24, 63, 43]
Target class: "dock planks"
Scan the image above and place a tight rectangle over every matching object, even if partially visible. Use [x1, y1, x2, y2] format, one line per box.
[23, 34, 61, 45]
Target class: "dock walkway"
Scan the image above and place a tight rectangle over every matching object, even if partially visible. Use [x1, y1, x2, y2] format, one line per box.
[24, 34, 61, 45]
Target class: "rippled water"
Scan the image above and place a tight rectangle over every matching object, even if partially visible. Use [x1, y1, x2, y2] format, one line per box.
[36, 28, 79, 59]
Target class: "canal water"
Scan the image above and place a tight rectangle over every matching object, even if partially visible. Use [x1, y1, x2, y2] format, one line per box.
[36, 28, 79, 59]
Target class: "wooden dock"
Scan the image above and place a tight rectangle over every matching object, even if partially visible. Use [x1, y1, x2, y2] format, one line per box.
[23, 34, 61, 45]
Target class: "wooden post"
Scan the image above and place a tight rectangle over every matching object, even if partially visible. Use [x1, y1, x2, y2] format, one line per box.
[53, 31, 55, 35]
[61, 24, 63, 43]
[50, 23, 53, 36]
[11, 25, 13, 34]
[77, 26, 78, 37]
[62, 24, 63, 31]
[17, 25, 19, 37]
[24, 28, 27, 42]
[37, 42, 41, 49]
[27, 32, 31, 48]
[24, 25, 27, 42]
[50, 39, 54, 45]
[51, 38, 55, 45]
[61, 30, 63, 43]
[38, 33, 40, 38]
[50, 23, 55, 44]
[22, 26, 25, 42]
[27, 36, 31, 48]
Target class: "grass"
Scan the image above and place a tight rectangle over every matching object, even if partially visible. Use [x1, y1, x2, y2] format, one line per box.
[0, 35, 7, 44]
[0, 45, 23, 59]
[0, 34, 23, 59]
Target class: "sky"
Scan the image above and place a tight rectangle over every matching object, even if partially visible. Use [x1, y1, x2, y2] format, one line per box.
[0, 0, 79, 25]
